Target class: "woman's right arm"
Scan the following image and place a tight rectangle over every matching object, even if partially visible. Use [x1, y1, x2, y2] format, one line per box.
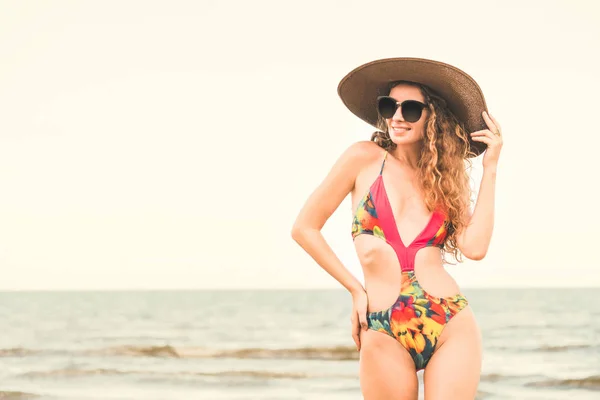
[291, 141, 375, 350]
[290, 141, 374, 296]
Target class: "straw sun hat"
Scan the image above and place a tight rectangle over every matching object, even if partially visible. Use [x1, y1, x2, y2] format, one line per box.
[337, 57, 489, 157]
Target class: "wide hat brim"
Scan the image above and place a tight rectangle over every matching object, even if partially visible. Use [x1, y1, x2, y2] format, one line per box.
[337, 57, 488, 157]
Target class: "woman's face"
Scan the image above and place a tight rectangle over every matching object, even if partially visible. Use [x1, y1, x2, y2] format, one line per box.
[385, 84, 429, 146]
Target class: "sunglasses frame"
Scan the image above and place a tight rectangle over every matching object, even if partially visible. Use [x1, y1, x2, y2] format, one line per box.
[376, 96, 429, 121]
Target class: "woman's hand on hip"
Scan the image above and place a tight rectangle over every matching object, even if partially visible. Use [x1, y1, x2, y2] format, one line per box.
[470, 111, 503, 170]
[351, 288, 368, 351]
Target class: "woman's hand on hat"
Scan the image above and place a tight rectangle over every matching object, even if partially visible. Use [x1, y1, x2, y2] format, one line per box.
[470, 111, 503, 170]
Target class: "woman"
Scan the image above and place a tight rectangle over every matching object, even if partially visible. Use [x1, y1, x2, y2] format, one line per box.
[291, 57, 502, 400]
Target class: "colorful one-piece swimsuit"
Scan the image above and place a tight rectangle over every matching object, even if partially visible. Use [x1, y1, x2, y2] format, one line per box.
[351, 150, 468, 371]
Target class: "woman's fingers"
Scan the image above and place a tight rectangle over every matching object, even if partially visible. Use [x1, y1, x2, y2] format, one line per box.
[351, 312, 361, 350]
[487, 112, 502, 132]
[358, 307, 368, 331]
[469, 129, 494, 137]
[351, 289, 369, 351]
[482, 111, 498, 132]
[470, 135, 492, 144]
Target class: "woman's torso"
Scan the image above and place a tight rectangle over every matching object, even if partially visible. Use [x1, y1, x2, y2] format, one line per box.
[351, 145, 463, 313]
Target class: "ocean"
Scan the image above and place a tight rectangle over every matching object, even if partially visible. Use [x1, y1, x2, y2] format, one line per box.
[0, 288, 598, 399]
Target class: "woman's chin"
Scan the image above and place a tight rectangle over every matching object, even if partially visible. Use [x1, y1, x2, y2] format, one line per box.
[391, 135, 418, 143]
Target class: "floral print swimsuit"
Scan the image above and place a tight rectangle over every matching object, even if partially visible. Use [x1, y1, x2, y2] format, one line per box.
[351, 150, 468, 371]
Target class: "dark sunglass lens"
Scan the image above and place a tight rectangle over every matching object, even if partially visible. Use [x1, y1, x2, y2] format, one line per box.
[402, 101, 424, 122]
[377, 97, 397, 118]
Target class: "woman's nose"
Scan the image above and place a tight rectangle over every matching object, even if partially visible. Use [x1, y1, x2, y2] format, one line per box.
[392, 106, 405, 121]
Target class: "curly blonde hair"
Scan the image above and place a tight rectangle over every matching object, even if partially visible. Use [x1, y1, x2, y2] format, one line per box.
[370, 80, 476, 264]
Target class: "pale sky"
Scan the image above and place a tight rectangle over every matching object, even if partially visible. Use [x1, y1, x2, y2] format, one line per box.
[1, 0, 598, 290]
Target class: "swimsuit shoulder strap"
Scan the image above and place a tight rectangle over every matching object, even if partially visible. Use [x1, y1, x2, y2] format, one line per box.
[379, 150, 388, 175]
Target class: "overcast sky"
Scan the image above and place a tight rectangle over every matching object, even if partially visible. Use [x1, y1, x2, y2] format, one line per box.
[1, 0, 598, 290]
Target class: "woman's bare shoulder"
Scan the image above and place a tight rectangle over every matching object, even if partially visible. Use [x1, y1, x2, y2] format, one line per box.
[328, 140, 385, 195]
[290, 141, 384, 233]
[342, 140, 384, 166]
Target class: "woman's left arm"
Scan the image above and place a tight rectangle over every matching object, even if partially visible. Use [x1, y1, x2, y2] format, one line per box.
[456, 111, 503, 260]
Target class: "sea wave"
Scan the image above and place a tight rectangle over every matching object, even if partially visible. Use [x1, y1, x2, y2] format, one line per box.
[86, 345, 182, 358]
[2, 345, 359, 361]
[535, 344, 593, 352]
[0, 348, 41, 357]
[525, 375, 600, 390]
[488, 343, 595, 352]
[209, 346, 359, 360]
[91, 344, 360, 360]
[480, 373, 522, 382]
[19, 367, 353, 380]
[0, 391, 40, 399]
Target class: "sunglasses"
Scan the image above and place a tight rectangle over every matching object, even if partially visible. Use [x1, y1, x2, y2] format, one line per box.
[376, 96, 428, 122]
